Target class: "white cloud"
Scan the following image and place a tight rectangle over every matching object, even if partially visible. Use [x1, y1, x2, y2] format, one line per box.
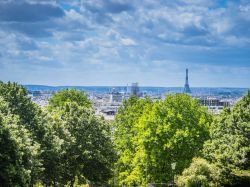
[120, 38, 136, 46]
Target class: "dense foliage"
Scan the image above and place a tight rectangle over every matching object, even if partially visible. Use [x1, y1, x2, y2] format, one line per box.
[114, 94, 212, 185]
[177, 157, 220, 187]
[48, 89, 92, 110]
[0, 82, 46, 138]
[203, 91, 250, 185]
[0, 97, 40, 186]
[0, 82, 46, 185]
[0, 81, 249, 186]
[114, 96, 153, 185]
[47, 102, 116, 186]
[0, 82, 115, 186]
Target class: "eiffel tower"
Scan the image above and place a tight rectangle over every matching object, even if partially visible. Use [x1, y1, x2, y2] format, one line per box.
[183, 68, 191, 93]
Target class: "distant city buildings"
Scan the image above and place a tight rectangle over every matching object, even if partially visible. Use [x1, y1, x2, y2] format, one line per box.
[200, 97, 230, 107]
[109, 88, 124, 103]
[198, 97, 231, 114]
[28, 91, 52, 107]
[28, 72, 246, 119]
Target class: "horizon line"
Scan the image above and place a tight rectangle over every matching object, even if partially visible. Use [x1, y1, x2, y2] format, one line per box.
[22, 84, 249, 89]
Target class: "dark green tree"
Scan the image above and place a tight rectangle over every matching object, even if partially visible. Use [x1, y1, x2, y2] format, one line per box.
[38, 112, 64, 186]
[0, 97, 40, 186]
[47, 90, 116, 186]
[0, 83, 116, 186]
[0, 82, 42, 133]
[0, 82, 47, 184]
[203, 91, 250, 185]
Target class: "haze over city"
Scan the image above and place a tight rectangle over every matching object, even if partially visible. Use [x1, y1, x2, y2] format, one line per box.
[0, 0, 250, 87]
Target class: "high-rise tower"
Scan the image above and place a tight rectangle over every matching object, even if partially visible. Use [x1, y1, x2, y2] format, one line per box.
[131, 82, 140, 97]
[183, 68, 191, 93]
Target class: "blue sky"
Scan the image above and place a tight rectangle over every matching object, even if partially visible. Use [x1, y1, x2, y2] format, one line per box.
[0, 0, 249, 87]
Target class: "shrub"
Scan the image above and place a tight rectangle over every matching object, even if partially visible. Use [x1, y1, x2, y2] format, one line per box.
[177, 157, 220, 187]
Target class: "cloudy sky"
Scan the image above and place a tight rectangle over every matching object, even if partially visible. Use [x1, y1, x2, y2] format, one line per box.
[0, 0, 250, 87]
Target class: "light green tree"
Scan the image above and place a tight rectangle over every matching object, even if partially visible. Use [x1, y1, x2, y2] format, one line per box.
[114, 94, 212, 185]
[177, 157, 220, 187]
[114, 96, 153, 185]
[136, 94, 212, 185]
[47, 89, 91, 111]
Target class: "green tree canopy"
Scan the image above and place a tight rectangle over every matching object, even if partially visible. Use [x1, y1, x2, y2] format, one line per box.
[114, 94, 212, 186]
[0, 97, 40, 186]
[203, 91, 250, 185]
[0, 82, 116, 186]
[47, 92, 116, 186]
[0, 81, 45, 138]
[37, 112, 64, 186]
[48, 89, 92, 111]
[0, 82, 48, 185]
[177, 157, 220, 187]
[114, 96, 153, 185]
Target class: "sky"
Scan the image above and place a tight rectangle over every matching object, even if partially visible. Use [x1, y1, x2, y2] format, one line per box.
[0, 0, 250, 87]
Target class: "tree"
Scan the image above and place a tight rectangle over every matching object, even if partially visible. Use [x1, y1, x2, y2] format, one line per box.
[47, 89, 92, 111]
[0, 82, 41, 132]
[114, 96, 153, 185]
[47, 91, 116, 186]
[0, 82, 47, 184]
[114, 94, 212, 185]
[203, 91, 250, 185]
[177, 157, 220, 187]
[0, 83, 116, 186]
[137, 94, 212, 185]
[38, 112, 65, 186]
[0, 81, 49, 146]
[0, 97, 40, 186]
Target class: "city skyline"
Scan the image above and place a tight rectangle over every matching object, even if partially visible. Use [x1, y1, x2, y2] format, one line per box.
[0, 0, 250, 87]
